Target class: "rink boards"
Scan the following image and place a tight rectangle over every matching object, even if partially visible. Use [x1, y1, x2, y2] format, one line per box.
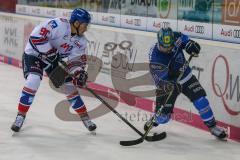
[0, 12, 239, 142]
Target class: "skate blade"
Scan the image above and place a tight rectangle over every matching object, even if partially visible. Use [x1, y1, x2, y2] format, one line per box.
[12, 132, 16, 137]
[216, 137, 228, 142]
[89, 130, 96, 136]
[11, 131, 19, 137]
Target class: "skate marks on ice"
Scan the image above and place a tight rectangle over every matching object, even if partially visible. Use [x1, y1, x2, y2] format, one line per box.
[0, 63, 240, 160]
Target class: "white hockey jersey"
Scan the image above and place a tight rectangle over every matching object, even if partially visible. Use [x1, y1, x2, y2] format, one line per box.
[25, 17, 88, 72]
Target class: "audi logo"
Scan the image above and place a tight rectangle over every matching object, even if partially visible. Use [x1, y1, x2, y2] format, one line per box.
[134, 19, 141, 26]
[109, 16, 115, 23]
[153, 21, 170, 28]
[195, 25, 205, 34]
[233, 29, 240, 38]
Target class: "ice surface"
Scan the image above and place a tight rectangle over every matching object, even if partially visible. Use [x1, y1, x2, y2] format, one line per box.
[0, 62, 239, 160]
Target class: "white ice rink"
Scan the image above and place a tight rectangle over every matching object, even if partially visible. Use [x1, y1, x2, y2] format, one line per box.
[0, 62, 239, 160]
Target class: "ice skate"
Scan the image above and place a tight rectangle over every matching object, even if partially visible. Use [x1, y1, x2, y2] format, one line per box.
[80, 113, 97, 133]
[209, 125, 227, 141]
[11, 114, 26, 132]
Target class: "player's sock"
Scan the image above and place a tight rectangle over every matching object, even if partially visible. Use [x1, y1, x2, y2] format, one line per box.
[18, 87, 36, 114]
[67, 92, 97, 131]
[11, 87, 36, 132]
[11, 74, 40, 132]
[193, 97, 215, 126]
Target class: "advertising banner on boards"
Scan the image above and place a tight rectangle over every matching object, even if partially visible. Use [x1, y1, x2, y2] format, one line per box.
[222, 0, 240, 26]
[213, 24, 240, 43]
[0, 12, 239, 141]
[0, 15, 24, 59]
[178, 21, 212, 39]
[97, 12, 120, 27]
[121, 15, 147, 30]
[147, 18, 177, 32]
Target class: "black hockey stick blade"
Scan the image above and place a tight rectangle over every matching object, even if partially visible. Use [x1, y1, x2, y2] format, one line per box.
[120, 137, 144, 146]
[120, 132, 167, 146]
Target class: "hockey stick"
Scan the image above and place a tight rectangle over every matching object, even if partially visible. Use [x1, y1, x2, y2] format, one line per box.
[85, 86, 167, 142]
[119, 55, 194, 146]
[57, 61, 166, 142]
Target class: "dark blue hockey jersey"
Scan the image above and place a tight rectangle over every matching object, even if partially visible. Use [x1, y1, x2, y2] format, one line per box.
[149, 32, 192, 87]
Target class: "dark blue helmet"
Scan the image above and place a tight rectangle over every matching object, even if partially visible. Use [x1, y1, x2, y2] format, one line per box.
[70, 8, 91, 24]
[157, 27, 175, 48]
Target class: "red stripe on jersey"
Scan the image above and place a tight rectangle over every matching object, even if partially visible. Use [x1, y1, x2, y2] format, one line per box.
[31, 37, 48, 44]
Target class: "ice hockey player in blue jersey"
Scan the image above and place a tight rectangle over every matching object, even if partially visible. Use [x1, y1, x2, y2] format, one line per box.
[145, 27, 227, 140]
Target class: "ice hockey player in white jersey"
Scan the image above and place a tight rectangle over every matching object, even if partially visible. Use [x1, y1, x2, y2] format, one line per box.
[11, 8, 97, 132]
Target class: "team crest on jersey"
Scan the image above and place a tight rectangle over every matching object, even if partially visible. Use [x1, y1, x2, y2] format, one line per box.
[74, 40, 81, 48]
